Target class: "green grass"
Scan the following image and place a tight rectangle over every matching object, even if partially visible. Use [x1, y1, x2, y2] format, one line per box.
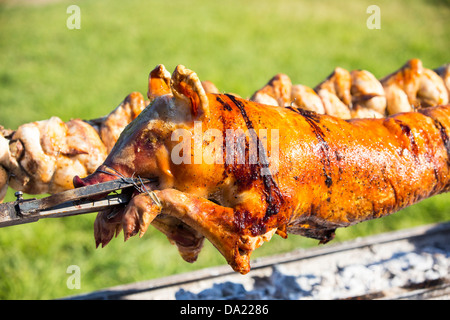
[0, 0, 449, 299]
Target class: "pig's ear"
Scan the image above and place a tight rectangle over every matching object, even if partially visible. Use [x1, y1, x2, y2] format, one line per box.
[148, 64, 171, 101]
[170, 65, 210, 119]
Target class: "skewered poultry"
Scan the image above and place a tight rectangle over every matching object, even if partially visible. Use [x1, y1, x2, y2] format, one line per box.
[435, 64, 450, 96]
[73, 64, 450, 274]
[251, 59, 449, 119]
[0, 92, 144, 196]
[0, 66, 172, 199]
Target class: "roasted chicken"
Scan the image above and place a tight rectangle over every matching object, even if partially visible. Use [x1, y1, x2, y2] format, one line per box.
[252, 59, 449, 119]
[0, 92, 146, 196]
[72, 65, 450, 274]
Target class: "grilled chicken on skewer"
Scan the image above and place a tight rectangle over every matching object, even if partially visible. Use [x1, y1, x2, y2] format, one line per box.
[0, 66, 172, 200]
[0, 93, 144, 197]
[251, 59, 449, 119]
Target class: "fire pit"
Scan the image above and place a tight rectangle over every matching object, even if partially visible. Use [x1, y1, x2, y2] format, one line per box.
[68, 222, 450, 300]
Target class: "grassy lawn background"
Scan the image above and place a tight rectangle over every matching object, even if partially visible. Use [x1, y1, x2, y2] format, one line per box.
[0, 0, 448, 299]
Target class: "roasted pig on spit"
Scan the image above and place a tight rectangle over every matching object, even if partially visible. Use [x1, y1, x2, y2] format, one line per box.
[0, 59, 447, 199]
[0, 61, 449, 274]
[1, 59, 448, 202]
[71, 65, 450, 274]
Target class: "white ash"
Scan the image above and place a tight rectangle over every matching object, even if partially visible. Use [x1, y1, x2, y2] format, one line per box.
[175, 246, 449, 300]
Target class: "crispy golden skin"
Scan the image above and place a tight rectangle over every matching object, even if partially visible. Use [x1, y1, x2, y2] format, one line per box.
[75, 65, 450, 274]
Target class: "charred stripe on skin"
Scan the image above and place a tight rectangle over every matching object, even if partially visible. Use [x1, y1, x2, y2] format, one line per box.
[224, 94, 284, 220]
[433, 119, 450, 166]
[417, 109, 450, 167]
[286, 106, 333, 188]
[395, 120, 419, 158]
[417, 110, 450, 191]
[433, 119, 450, 192]
[216, 95, 260, 189]
[216, 95, 272, 236]
[215, 95, 232, 112]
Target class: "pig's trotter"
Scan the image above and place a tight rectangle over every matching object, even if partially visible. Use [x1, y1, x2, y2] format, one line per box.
[94, 193, 162, 247]
[122, 193, 161, 241]
[148, 189, 275, 274]
[94, 209, 123, 248]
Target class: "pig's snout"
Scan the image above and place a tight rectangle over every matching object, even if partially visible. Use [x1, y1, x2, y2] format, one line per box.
[73, 165, 127, 200]
[73, 165, 124, 188]
[73, 175, 91, 188]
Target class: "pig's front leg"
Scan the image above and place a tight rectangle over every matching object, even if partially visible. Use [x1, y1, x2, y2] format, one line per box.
[95, 189, 271, 274]
[94, 193, 161, 248]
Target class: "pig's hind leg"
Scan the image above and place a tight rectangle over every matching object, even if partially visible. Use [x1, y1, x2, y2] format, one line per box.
[95, 189, 267, 274]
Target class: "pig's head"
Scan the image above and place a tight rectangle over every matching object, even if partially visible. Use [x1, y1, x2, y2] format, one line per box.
[73, 64, 210, 191]
[72, 64, 214, 261]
